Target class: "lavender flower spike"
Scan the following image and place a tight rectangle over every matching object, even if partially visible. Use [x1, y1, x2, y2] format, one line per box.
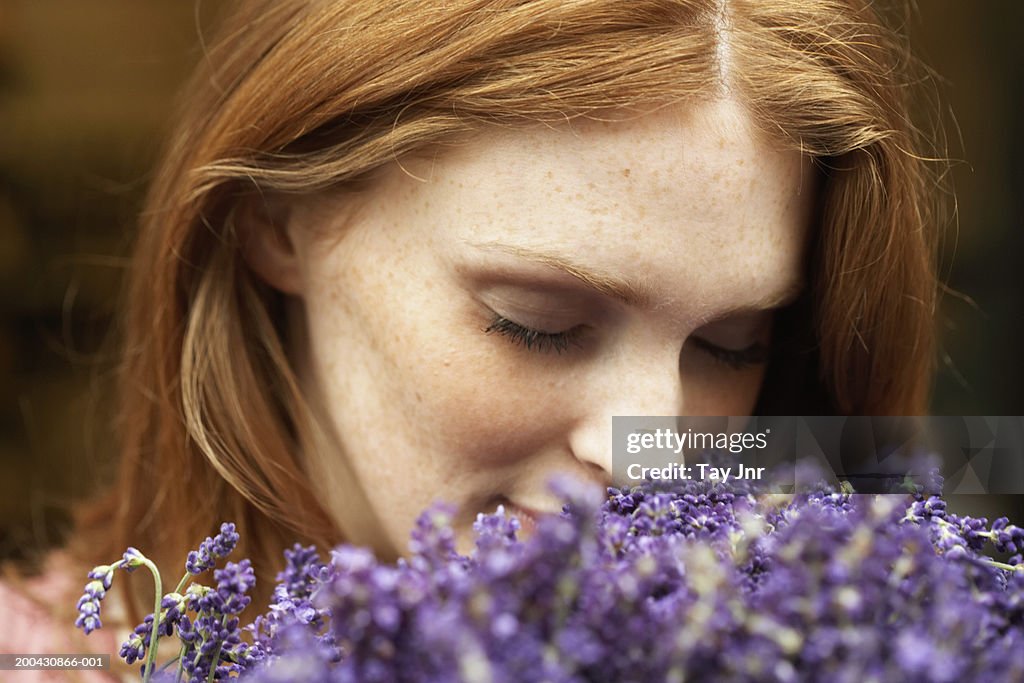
[75, 564, 117, 634]
[186, 522, 241, 575]
[121, 547, 146, 573]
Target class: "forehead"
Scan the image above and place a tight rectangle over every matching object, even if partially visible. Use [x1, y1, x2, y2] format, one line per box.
[360, 98, 814, 321]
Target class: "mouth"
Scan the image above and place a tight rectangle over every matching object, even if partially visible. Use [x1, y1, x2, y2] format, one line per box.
[493, 497, 559, 539]
[503, 502, 538, 537]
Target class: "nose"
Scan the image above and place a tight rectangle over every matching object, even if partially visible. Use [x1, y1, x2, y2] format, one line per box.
[567, 350, 684, 480]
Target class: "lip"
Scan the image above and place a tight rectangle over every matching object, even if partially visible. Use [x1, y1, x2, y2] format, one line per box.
[501, 500, 557, 538]
[503, 503, 538, 537]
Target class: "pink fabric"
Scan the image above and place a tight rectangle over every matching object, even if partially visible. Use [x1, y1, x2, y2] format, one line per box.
[0, 554, 122, 682]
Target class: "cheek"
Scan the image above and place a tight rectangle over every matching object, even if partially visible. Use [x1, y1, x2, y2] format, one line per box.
[303, 244, 577, 506]
[299, 270, 577, 552]
[389, 305, 580, 469]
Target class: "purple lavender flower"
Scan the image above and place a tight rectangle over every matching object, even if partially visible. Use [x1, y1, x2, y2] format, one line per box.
[186, 522, 240, 575]
[240, 459, 1024, 681]
[119, 614, 153, 665]
[74, 564, 117, 634]
[119, 590, 194, 675]
[246, 543, 339, 669]
[212, 559, 257, 615]
[241, 625, 335, 683]
[76, 459, 1024, 682]
[121, 547, 146, 573]
[75, 524, 252, 682]
[168, 559, 261, 682]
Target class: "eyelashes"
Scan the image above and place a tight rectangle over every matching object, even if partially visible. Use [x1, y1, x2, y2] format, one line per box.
[484, 313, 771, 370]
[687, 336, 771, 370]
[483, 315, 585, 354]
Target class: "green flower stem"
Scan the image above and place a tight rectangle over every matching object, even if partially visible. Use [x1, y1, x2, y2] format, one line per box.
[191, 629, 208, 671]
[137, 556, 164, 683]
[206, 615, 229, 683]
[983, 559, 1024, 573]
[174, 642, 187, 683]
[169, 572, 191, 683]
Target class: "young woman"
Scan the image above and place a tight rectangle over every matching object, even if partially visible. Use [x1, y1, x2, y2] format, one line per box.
[2, 0, 943, 672]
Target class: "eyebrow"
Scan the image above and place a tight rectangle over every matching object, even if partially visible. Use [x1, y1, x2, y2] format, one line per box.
[468, 240, 805, 313]
[726, 278, 807, 313]
[469, 241, 654, 307]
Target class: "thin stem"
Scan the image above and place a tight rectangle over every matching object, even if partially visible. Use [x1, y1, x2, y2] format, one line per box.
[167, 572, 192, 683]
[158, 655, 180, 672]
[138, 557, 163, 683]
[191, 632, 208, 670]
[174, 642, 187, 683]
[983, 559, 1024, 573]
[206, 615, 229, 683]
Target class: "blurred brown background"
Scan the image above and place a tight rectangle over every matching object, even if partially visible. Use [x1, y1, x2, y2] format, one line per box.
[1, 2, 1022, 562]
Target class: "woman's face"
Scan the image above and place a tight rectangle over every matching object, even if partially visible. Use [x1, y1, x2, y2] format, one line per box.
[269, 99, 814, 556]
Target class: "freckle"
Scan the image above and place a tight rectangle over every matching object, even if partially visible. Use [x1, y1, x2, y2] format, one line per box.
[554, 185, 562, 193]
[622, 168, 631, 178]
[415, 391, 423, 403]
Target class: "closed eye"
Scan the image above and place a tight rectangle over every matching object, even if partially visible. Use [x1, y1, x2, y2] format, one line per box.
[688, 336, 771, 370]
[483, 315, 586, 354]
[484, 313, 771, 368]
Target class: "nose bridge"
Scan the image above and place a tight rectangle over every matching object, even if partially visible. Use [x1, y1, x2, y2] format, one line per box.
[620, 348, 686, 416]
[568, 347, 684, 478]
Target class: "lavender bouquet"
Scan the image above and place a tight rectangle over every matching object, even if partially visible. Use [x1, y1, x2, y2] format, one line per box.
[77, 464, 1024, 682]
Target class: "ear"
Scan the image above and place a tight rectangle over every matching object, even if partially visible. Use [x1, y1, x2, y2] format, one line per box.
[236, 193, 304, 296]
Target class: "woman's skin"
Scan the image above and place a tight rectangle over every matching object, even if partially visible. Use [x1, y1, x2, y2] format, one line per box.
[245, 97, 815, 556]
